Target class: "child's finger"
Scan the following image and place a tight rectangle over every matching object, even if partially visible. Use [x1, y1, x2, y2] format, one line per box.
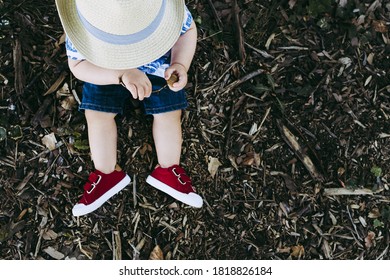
[127, 83, 138, 99]
[164, 67, 175, 80]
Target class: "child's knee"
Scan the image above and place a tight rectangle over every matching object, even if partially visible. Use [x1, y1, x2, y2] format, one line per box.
[85, 110, 116, 122]
[153, 110, 181, 122]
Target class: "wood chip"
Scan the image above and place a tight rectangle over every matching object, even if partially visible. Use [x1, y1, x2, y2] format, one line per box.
[167, 74, 178, 87]
[149, 245, 164, 260]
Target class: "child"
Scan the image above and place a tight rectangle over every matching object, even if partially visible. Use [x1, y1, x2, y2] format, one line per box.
[55, 0, 203, 216]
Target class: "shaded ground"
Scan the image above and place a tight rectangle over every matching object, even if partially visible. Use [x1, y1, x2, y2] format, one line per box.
[0, 0, 389, 260]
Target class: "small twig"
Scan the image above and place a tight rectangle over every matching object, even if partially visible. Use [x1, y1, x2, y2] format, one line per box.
[112, 230, 122, 260]
[197, 30, 223, 42]
[44, 71, 67, 96]
[34, 229, 43, 258]
[346, 205, 362, 241]
[16, 170, 35, 191]
[323, 188, 384, 196]
[78, 238, 93, 259]
[206, 0, 223, 30]
[71, 89, 81, 105]
[222, 68, 264, 93]
[376, 245, 389, 260]
[224, 100, 237, 158]
[31, 97, 53, 127]
[224, 105, 234, 155]
[13, 38, 25, 96]
[276, 119, 324, 182]
[322, 123, 338, 139]
[133, 174, 137, 208]
[199, 61, 239, 93]
[245, 42, 274, 59]
[232, 0, 246, 64]
[251, 107, 271, 141]
[278, 46, 309, 51]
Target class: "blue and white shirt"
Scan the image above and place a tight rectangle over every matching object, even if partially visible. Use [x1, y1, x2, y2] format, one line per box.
[66, 6, 193, 78]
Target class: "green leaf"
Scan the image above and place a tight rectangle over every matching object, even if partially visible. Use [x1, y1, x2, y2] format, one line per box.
[373, 219, 384, 229]
[370, 166, 382, 177]
[317, 17, 330, 30]
[74, 139, 90, 150]
[194, 16, 202, 25]
[274, 96, 285, 115]
[267, 74, 276, 91]
[252, 84, 271, 93]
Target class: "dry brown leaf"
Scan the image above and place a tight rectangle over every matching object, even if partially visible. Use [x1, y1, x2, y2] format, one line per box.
[135, 237, 146, 252]
[208, 156, 222, 178]
[113, 231, 122, 260]
[365, 231, 376, 249]
[368, 208, 381, 219]
[372, 20, 388, 33]
[242, 155, 254, 166]
[42, 133, 57, 151]
[139, 143, 152, 156]
[338, 0, 348, 7]
[44, 71, 67, 95]
[337, 167, 345, 176]
[42, 229, 58, 240]
[288, 0, 297, 9]
[43, 246, 65, 260]
[61, 96, 76, 110]
[149, 245, 164, 260]
[56, 82, 70, 97]
[367, 53, 375, 65]
[291, 245, 305, 258]
[277, 247, 291, 254]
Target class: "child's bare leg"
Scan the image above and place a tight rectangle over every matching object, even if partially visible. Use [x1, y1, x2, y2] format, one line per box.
[85, 110, 117, 174]
[152, 110, 182, 168]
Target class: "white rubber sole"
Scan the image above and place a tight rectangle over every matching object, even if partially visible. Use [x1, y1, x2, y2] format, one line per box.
[146, 175, 203, 208]
[72, 175, 131, 217]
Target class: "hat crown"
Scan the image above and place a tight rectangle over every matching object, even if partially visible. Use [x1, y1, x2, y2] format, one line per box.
[75, 0, 163, 35]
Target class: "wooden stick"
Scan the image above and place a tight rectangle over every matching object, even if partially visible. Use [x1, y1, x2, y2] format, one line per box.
[13, 38, 25, 96]
[206, 0, 223, 30]
[276, 119, 324, 182]
[232, 0, 246, 64]
[222, 68, 264, 93]
[323, 188, 384, 196]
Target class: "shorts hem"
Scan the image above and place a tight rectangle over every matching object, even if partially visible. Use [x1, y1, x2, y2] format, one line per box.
[79, 103, 123, 114]
[144, 102, 188, 115]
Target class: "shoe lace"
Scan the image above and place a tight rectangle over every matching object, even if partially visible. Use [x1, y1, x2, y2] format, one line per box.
[83, 172, 102, 194]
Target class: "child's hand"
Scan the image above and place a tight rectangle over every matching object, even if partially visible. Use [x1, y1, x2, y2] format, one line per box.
[164, 63, 188, 92]
[120, 69, 152, 100]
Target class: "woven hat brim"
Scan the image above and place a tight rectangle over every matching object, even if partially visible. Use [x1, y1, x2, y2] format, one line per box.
[56, 0, 185, 70]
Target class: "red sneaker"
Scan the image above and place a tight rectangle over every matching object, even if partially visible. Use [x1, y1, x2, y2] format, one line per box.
[146, 165, 203, 208]
[72, 166, 131, 216]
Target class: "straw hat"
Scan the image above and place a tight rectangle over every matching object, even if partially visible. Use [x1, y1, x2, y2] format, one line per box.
[55, 0, 185, 69]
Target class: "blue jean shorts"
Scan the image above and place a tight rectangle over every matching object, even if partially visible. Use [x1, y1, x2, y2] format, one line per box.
[79, 74, 188, 115]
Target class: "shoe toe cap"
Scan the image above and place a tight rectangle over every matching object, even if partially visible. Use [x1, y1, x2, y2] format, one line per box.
[187, 193, 203, 208]
[72, 203, 87, 216]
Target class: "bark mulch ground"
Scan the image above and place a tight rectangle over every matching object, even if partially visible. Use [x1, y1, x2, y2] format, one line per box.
[0, 0, 389, 260]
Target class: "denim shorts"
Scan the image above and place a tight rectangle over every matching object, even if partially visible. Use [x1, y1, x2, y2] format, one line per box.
[79, 74, 188, 115]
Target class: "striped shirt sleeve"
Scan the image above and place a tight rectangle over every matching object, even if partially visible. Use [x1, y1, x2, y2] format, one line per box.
[180, 6, 193, 35]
